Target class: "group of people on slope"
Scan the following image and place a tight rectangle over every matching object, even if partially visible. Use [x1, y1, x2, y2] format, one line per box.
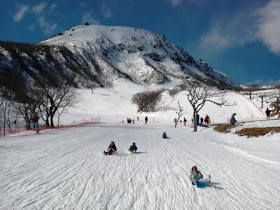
[104, 145, 208, 185]
[104, 141, 137, 155]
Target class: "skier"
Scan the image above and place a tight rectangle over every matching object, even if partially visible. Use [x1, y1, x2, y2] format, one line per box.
[128, 142, 137, 153]
[230, 113, 236, 125]
[104, 141, 117, 155]
[162, 132, 168, 139]
[145, 116, 148, 124]
[189, 166, 203, 185]
[265, 108, 271, 120]
[183, 117, 187, 126]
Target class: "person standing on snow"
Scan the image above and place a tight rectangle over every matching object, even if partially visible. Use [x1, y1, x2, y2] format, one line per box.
[145, 116, 148, 124]
[183, 117, 187, 126]
[205, 115, 209, 124]
[230, 113, 236, 125]
[33, 114, 40, 134]
[200, 117, 203, 125]
[265, 108, 271, 120]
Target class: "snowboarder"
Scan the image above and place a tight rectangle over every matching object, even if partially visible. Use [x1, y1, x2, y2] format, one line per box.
[183, 117, 187, 126]
[230, 113, 236, 125]
[128, 142, 137, 154]
[189, 166, 203, 185]
[162, 132, 168, 139]
[104, 141, 117, 155]
[265, 108, 271, 120]
[145, 116, 148, 124]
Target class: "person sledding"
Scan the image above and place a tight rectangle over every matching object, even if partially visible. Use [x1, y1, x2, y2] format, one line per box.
[162, 131, 168, 139]
[128, 142, 137, 154]
[189, 166, 203, 185]
[104, 141, 117, 155]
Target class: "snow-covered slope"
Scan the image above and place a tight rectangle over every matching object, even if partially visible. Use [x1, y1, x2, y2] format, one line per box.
[57, 79, 265, 126]
[0, 24, 237, 91]
[1, 120, 280, 209]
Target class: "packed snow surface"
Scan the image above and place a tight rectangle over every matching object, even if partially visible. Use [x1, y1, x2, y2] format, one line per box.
[1, 120, 280, 209]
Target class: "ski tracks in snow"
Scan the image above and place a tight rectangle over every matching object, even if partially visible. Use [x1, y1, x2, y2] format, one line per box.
[1, 124, 280, 209]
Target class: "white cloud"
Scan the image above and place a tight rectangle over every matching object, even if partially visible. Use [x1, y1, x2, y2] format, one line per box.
[200, 27, 230, 50]
[101, 3, 112, 18]
[199, 5, 258, 53]
[257, 0, 280, 55]
[32, 2, 47, 14]
[13, 5, 29, 22]
[82, 12, 100, 24]
[38, 17, 57, 35]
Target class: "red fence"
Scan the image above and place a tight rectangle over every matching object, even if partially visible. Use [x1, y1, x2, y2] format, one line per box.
[0, 117, 100, 138]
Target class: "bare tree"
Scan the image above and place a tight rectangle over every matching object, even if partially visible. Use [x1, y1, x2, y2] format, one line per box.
[270, 86, 280, 113]
[38, 81, 75, 127]
[0, 87, 15, 135]
[248, 83, 261, 99]
[174, 101, 184, 128]
[182, 79, 236, 132]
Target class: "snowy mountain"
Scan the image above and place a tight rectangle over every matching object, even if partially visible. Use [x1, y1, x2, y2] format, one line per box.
[0, 24, 237, 91]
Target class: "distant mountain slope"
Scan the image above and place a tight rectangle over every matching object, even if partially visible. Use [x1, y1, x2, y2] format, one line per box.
[0, 24, 237, 91]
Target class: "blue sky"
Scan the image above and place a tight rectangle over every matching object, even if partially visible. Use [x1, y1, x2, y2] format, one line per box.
[1, 0, 280, 85]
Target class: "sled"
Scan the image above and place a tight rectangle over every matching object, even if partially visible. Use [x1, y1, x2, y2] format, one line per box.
[129, 151, 136, 155]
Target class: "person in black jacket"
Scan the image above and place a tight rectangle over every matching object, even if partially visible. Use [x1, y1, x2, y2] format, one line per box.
[104, 141, 117, 155]
[145, 116, 148, 124]
[265, 108, 271, 119]
[129, 142, 137, 153]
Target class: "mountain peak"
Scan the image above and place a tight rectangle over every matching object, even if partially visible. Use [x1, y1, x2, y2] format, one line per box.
[0, 24, 237, 91]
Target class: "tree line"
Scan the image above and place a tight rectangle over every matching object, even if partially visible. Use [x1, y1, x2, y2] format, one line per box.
[0, 77, 74, 136]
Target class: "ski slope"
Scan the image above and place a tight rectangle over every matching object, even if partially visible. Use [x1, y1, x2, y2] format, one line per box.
[1, 121, 280, 209]
[59, 79, 267, 126]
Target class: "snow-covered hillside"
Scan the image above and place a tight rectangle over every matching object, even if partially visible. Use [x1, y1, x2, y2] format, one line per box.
[0, 24, 237, 92]
[58, 79, 267, 126]
[1, 120, 280, 209]
[41, 24, 236, 87]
